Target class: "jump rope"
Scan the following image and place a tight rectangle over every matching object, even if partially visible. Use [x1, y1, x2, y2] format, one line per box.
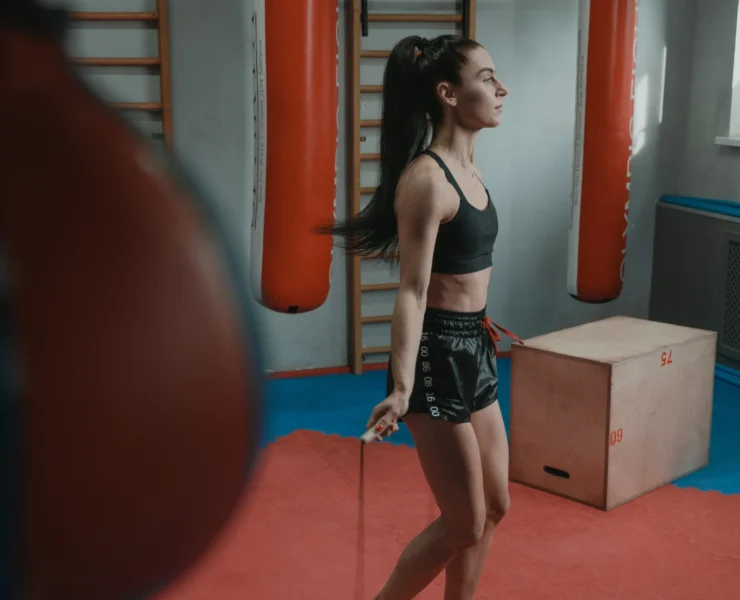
[354, 439, 367, 600]
[354, 427, 379, 600]
[354, 425, 437, 600]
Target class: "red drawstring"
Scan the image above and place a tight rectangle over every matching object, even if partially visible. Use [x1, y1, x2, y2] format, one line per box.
[482, 316, 524, 355]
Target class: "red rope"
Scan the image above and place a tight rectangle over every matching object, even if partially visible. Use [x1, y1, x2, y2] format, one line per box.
[482, 316, 524, 354]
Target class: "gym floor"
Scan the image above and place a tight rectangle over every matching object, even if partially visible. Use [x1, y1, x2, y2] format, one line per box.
[159, 360, 740, 599]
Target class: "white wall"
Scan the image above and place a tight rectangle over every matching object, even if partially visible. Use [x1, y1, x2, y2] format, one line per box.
[673, 0, 740, 203]
[478, 0, 697, 342]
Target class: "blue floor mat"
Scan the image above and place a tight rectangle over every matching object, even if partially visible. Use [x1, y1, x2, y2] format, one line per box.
[672, 373, 740, 494]
[262, 358, 739, 495]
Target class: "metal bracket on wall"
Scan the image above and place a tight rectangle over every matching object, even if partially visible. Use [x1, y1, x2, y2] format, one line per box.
[360, 0, 368, 36]
[463, 0, 472, 38]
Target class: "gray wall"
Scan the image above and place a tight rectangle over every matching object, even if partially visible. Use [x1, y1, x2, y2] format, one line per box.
[171, 0, 351, 374]
[477, 0, 695, 343]
[673, 0, 740, 202]
[168, 0, 249, 230]
[57, 0, 728, 373]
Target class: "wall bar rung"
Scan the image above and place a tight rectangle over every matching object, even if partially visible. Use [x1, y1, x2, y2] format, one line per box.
[360, 50, 419, 59]
[362, 346, 392, 355]
[361, 282, 400, 292]
[71, 57, 161, 67]
[360, 85, 383, 93]
[362, 315, 393, 325]
[70, 12, 159, 22]
[110, 102, 164, 111]
[360, 50, 390, 59]
[368, 14, 462, 23]
[360, 153, 380, 161]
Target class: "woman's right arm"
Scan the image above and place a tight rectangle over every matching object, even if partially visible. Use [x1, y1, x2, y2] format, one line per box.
[363, 160, 449, 437]
[387, 163, 448, 402]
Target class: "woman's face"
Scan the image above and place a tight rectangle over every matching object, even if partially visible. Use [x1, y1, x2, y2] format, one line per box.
[439, 46, 508, 129]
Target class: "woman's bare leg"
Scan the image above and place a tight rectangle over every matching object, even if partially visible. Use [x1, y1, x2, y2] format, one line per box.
[442, 401, 510, 600]
[373, 416, 487, 600]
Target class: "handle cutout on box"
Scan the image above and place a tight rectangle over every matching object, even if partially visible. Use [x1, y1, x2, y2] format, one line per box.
[543, 465, 570, 479]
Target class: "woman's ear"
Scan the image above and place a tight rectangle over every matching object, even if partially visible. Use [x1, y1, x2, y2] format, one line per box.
[436, 81, 458, 107]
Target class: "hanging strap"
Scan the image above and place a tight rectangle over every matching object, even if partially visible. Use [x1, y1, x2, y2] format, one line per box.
[482, 316, 524, 354]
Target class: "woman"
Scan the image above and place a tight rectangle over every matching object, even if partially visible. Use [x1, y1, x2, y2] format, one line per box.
[323, 34, 514, 600]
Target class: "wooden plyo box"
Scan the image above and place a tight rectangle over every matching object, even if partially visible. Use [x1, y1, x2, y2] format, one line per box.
[509, 316, 717, 510]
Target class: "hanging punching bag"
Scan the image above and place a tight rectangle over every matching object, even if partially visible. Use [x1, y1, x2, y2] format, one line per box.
[567, 0, 638, 303]
[250, 0, 338, 314]
[0, 3, 264, 598]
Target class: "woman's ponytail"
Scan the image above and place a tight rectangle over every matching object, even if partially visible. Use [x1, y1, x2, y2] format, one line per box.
[316, 34, 480, 261]
[317, 35, 430, 261]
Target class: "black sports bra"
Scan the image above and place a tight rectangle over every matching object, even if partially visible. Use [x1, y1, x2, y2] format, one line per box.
[423, 150, 499, 275]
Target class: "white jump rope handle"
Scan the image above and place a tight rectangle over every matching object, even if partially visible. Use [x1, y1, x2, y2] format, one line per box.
[360, 426, 380, 444]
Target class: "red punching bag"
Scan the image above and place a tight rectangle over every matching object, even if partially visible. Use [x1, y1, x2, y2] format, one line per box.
[250, 0, 338, 313]
[567, 0, 638, 303]
[0, 3, 264, 598]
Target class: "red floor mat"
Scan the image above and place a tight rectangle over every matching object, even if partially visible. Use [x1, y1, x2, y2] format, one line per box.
[157, 431, 740, 600]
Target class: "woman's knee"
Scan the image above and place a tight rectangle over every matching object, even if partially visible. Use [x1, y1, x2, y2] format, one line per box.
[440, 491, 510, 550]
[441, 510, 487, 551]
[486, 492, 510, 526]
[442, 494, 508, 552]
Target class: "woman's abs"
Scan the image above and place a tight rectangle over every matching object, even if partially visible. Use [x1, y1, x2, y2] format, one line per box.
[426, 267, 492, 313]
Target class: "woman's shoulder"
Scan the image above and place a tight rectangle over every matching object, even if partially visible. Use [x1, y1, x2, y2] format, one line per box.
[395, 154, 457, 221]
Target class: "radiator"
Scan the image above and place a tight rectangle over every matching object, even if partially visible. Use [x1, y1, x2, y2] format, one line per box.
[649, 196, 740, 369]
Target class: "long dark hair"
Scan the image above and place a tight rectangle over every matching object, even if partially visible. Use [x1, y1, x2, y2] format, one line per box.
[317, 34, 481, 262]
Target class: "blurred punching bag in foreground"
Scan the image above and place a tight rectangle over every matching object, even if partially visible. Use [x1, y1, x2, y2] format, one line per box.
[0, 2, 264, 598]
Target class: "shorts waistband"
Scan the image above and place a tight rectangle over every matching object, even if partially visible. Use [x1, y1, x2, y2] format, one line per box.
[423, 306, 525, 353]
[423, 306, 487, 335]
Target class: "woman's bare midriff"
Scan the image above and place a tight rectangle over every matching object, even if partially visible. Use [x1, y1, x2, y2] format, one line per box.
[426, 266, 492, 313]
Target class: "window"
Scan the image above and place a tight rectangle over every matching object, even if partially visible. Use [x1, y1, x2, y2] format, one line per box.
[715, 0, 740, 146]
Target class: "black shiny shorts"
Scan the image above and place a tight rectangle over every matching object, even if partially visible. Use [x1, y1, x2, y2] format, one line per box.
[386, 307, 508, 424]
